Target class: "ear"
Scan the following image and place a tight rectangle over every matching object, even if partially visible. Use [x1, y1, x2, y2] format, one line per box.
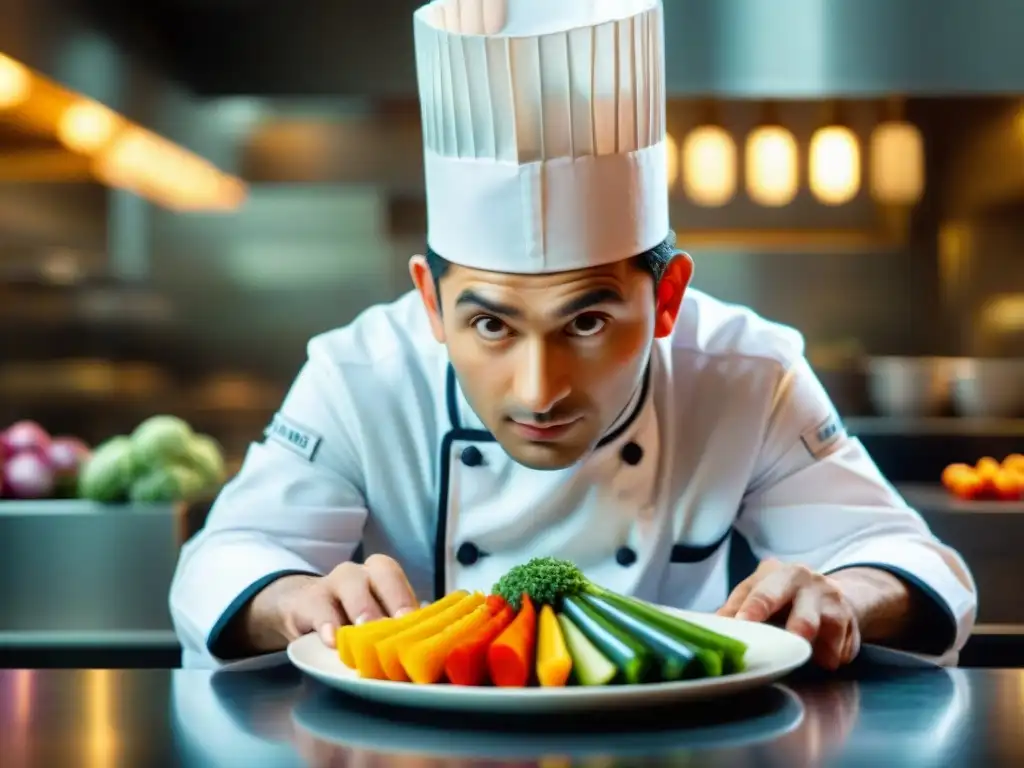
[653, 251, 694, 339]
[409, 255, 446, 343]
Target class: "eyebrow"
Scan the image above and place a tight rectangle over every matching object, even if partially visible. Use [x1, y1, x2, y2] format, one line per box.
[454, 286, 624, 320]
[554, 287, 624, 318]
[455, 290, 522, 318]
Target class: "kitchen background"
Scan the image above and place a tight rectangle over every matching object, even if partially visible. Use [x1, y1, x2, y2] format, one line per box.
[1, 0, 1023, 667]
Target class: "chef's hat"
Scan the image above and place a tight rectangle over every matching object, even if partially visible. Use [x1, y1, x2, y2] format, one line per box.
[413, 0, 669, 274]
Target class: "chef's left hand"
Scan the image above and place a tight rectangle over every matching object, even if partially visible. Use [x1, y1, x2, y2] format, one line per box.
[717, 558, 861, 670]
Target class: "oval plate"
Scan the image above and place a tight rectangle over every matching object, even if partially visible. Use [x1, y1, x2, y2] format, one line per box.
[286, 607, 812, 714]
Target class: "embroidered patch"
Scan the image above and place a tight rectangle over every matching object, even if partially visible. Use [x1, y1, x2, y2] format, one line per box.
[265, 413, 322, 462]
[800, 414, 845, 459]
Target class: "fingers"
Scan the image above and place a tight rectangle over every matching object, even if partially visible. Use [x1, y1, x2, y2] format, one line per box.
[327, 561, 387, 627]
[812, 601, 853, 671]
[735, 566, 806, 623]
[363, 554, 420, 618]
[716, 577, 754, 618]
[285, 592, 345, 647]
[717, 559, 782, 618]
[324, 556, 419, 633]
[785, 586, 822, 642]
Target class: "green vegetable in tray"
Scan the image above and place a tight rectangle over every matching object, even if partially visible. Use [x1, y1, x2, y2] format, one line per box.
[580, 594, 707, 680]
[131, 415, 194, 466]
[129, 465, 207, 503]
[77, 436, 138, 502]
[77, 415, 228, 505]
[557, 613, 617, 686]
[562, 596, 653, 685]
[185, 434, 227, 485]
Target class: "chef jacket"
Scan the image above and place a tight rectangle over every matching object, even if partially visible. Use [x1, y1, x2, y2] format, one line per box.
[168, 287, 978, 669]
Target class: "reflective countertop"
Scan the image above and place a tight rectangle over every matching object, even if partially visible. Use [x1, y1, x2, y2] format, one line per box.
[0, 664, 1019, 767]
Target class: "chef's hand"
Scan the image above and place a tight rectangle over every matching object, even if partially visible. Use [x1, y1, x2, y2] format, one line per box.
[717, 558, 861, 671]
[237, 555, 420, 654]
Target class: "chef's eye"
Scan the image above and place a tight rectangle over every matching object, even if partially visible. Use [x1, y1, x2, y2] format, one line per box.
[472, 316, 511, 341]
[567, 313, 607, 337]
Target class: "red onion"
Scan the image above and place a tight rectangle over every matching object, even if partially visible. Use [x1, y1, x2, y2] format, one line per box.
[2, 450, 56, 499]
[46, 437, 92, 477]
[1, 421, 52, 456]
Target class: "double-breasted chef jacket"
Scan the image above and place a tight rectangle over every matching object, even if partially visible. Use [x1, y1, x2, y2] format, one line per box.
[169, 287, 978, 669]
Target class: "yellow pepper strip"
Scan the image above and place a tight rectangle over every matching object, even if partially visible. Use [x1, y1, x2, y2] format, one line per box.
[536, 604, 573, 687]
[375, 592, 486, 681]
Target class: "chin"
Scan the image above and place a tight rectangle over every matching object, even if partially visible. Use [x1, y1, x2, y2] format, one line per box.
[499, 438, 589, 471]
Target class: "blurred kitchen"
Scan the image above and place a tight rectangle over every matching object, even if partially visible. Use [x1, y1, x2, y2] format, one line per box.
[2, 0, 1024, 667]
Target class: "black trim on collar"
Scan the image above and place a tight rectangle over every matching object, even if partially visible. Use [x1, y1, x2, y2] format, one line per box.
[597, 364, 651, 450]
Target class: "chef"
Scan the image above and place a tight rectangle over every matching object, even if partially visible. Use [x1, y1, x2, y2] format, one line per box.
[169, 0, 977, 671]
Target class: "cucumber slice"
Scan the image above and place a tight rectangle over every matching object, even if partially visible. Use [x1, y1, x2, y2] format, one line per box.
[557, 614, 617, 686]
[562, 596, 654, 684]
[585, 587, 746, 673]
[581, 594, 705, 680]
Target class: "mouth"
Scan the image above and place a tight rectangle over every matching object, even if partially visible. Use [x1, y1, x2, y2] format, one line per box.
[508, 416, 581, 442]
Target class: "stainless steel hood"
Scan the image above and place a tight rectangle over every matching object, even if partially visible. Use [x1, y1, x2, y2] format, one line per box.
[145, 0, 1024, 97]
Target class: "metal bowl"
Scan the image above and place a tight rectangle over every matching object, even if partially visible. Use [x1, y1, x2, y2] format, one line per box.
[950, 358, 1024, 418]
[865, 357, 954, 418]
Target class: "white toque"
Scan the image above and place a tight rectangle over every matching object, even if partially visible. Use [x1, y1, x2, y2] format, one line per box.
[413, 0, 669, 274]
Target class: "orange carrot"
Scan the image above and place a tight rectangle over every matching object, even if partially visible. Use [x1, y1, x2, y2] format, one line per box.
[487, 593, 538, 687]
[399, 603, 498, 684]
[445, 604, 516, 686]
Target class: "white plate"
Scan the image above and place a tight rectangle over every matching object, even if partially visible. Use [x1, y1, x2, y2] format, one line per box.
[286, 607, 812, 714]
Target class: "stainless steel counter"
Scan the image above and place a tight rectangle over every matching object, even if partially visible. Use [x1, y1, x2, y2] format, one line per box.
[0, 664, 1015, 766]
[0, 501, 182, 663]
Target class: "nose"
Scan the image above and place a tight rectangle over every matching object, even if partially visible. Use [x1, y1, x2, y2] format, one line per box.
[513, 337, 571, 415]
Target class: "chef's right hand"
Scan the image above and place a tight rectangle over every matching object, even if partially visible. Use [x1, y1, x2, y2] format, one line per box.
[245, 555, 420, 653]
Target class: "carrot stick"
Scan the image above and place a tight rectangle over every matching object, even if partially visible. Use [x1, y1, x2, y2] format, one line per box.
[399, 603, 497, 684]
[444, 604, 516, 686]
[487, 593, 538, 687]
[536, 603, 572, 687]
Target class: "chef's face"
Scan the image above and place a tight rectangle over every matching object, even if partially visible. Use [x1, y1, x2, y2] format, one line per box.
[410, 252, 693, 470]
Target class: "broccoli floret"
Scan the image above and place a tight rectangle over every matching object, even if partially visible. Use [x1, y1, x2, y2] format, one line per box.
[492, 557, 589, 609]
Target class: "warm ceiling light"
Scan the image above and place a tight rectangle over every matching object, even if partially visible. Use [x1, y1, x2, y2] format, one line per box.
[682, 125, 737, 207]
[745, 125, 798, 207]
[58, 100, 119, 153]
[0, 53, 30, 109]
[869, 120, 924, 205]
[809, 125, 860, 205]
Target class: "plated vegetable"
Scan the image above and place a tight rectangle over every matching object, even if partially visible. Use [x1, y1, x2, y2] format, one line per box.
[335, 556, 750, 688]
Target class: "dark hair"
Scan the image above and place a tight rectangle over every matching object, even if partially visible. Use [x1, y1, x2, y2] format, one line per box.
[425, 231, 679, 289]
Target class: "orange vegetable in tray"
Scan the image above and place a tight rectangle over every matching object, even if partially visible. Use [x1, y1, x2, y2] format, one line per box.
[942, 455, 1024, 501]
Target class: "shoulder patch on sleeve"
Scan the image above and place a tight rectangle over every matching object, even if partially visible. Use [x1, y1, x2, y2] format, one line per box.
[265, 413, 323, 462]
[800, 413, 846, 460]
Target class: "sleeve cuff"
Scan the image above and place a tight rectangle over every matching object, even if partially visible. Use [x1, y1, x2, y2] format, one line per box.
[822, 540, 976, 656]
[206, 569, 320, 660]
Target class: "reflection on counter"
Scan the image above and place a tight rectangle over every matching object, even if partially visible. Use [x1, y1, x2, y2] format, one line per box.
[165, 664, 976, 768]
